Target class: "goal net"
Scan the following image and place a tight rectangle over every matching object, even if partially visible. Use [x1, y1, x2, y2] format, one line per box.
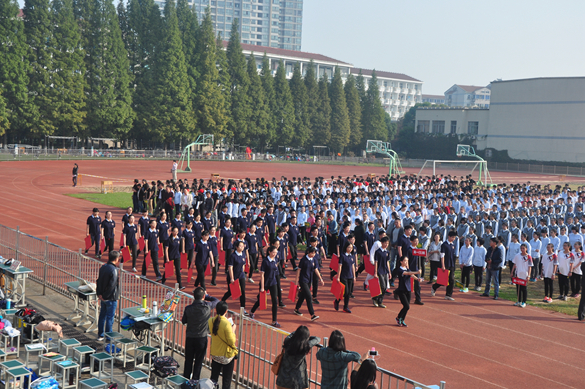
[417, 159, 487, 179]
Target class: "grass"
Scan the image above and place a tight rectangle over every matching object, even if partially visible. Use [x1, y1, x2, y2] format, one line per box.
[66, 192, 133, 210]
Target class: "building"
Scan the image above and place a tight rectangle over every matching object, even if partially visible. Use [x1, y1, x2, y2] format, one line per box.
[154, 0, 303, 51]
[415, 77, 585, 163]
[422, 94, 446, 105]
[351, 68, 423, 121]
[444, 84, 491, 108]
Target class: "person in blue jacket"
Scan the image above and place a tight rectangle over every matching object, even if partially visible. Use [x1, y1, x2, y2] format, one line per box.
[395, 255, 422, 327]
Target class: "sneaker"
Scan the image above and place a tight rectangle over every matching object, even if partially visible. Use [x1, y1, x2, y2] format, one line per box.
[248, 278, 255, 283]
[509, 281, 514, 285]
[431, 290, 436, 297]
[132, 267, 137, 272]
[395, 317, 401, 326]
[493, 296, 498, 300]
[521, 303, 526, 308]
[459, 289, 464, 293]
[481, 293, 489, 297]
[350, 294, 355, 299]
[390, 281, 395, 287]
[363, 283, 368, 291]
[211, 282, 217, 286]
[513, 302, 520, 306]
[426, 280, 433, 284]
[445, 296, 455, 301]
[97, 337, 104, 341]
[293, 267, 299, 271]
[155, 276, 162, 282]
[334, 300, 339, 311]
[279, 303, 286, 308]
[311, 315, 319, 321]
[401, 321, 408, 327]
[542, 298, 548, 303]
[557, 295, 564, 300]
[563, 296, 568, 301]
[281, 275, 288, 279]
[179, 286, 186, 291]
[293, 309, 303, 316]
[343, 308, 352, 314]
[414, 300, 424, 305]
[378, 304, 386, 309]
[272, 322, 281, 328]
[312, 299, 320, 305]
[84, 249, 89, 254]
[575, 294, 581, 298]
[393, 293, 399, 300]
[246, 312, 255, 319]
[462, 288, 469, 293]
[372, 300, 379, 307]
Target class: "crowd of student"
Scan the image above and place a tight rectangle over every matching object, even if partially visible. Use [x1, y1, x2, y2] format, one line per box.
[84, 173, 585, 328]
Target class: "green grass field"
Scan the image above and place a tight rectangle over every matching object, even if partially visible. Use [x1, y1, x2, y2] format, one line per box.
[66, 192, 133, 210]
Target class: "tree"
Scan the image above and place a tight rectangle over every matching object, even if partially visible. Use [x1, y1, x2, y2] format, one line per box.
[0, 91, 9, 137]
[289, 63, 310, 147]
[150, 0, 195, 144]
[84, 0, 134, 140]
[385, 112, 397, 141]
[215, 33, 232, 138]
[361, 70, 386, 144]
[226, 19, 251, 145]
[176, 0, 199, 102]
[116, 0, 130, 50]
[312, 75, 331, 147]
[0, 0, 34, 142]
[49, 0, 87, 137]
[344, 74, 362, 151]
[355, 71, 367, 107]
[194, 8, 228, 138]
[328, 67, 350, 153]
[246, 54, 271, 150]
[303, 60, 318, 137]
[273, 61, 295, 146]
[259, 53, 277, 147]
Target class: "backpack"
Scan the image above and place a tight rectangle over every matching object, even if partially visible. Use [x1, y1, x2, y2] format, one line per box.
[152, 356, 179, 378]
[180, 380, 199, 389]
[120, 316, 135, 331]
[132, 321, 150, 343]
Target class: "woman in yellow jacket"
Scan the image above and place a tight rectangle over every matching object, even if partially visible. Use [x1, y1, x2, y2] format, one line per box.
[208, 301, 238, 389]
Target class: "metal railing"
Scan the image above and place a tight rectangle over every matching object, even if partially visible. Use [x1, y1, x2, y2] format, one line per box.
[0, 224, 445, 389]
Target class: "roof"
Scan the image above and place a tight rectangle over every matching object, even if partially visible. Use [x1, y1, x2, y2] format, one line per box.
[221, 41, 352, 66]
[350, 67, 421, 82]
[454, 85, 487, 93]
[491, 76, 585, 84]
[18, 8, 24, 17]
[422, 94, 445, 99]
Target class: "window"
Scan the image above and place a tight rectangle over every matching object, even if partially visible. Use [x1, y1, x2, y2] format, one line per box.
[432, 120, 445, 134]
[450, 121, 457, 134]
[417, 120, 430, 133]
[271, 27, 278, 33]
[468, 121, 479, 135]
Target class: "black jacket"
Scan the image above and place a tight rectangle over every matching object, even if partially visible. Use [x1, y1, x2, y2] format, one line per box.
[96, 262, 119, 301]
[182, 296, 219, 338]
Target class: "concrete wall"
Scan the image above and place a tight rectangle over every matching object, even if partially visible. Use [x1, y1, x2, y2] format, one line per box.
[415, 108, 490, 136]
[487, 77, 585, 162]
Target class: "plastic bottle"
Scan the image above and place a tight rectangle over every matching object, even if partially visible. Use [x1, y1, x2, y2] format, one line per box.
[152, 301, 158, 317]
[142, 295, 147, 309]
[6, 299, 11, 309]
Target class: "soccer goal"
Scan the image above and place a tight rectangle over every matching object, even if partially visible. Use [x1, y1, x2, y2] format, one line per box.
[417, 144, 492, 185]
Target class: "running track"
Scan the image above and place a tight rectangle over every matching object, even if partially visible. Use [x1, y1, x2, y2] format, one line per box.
[1, 159, 584, 389]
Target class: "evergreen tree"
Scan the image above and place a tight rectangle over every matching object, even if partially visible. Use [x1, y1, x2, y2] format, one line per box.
[273, 61, 295, 146]
[24, 0, 52, 139]
[194, 8, 228, 138]
[116, 1, 130, 52]
[303, 60, 318, 137]
[215, 33, 232, 138]
[355, 71, 367, 107]
[176, 0, 199, 102]
[385, 112, 398, 141]
[246, 54, 271, 150]
[312, 75, 331, 147]
[259, 53, 277, 147]
[0, 0, 34, 142]
[49, 0, 87, 137]
[362, 70, 387, 144]
[0, 91, 9, 137]
[150, 0, 195, 144]
[84, 0, 134, 140]
[344, 74, 362, 151]
[329, 67, 350, 153]
[289, 63, 310, 147]
[226, 20, 251, 145]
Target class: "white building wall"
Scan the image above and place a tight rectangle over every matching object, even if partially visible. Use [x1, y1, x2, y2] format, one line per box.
[415, 108, 489, 138]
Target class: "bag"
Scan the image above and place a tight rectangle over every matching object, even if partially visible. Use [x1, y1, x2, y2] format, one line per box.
[152, 356, 179, 378]
[160, 291, 180, 313]
[180, 380, 199, 389]
[271, 348, 284, 375]
[105, 343, 121, 355]
[157, 312, 173, 323]
[23, 367, 38, 389]
[120, 316, 135, 331]
[132, 320, 150, 342]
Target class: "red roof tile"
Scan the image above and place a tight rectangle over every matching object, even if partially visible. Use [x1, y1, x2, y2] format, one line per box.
[350, 67, 421, 82]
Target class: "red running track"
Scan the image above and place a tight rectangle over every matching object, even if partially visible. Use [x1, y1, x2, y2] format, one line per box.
[1, 159, 585, 389]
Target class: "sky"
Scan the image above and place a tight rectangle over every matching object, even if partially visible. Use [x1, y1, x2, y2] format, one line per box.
[302, 0, 585, 95]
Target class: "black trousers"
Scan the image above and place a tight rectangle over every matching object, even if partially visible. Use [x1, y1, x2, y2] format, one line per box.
[418, 257, 426, 280]
[126, 244, 138, 268]
[248, 253, 259, 277]
[412, 278, 421, 302]
[275, 274, 283, 304]
[570, 274, 582, 295]
[558, 274, 570, 296]
[251, 284, 278, 322]
[186, 249, 194, 268]
[90, 234, 101, 256]
[162, 257, 182, 288]
[473, 265, 483, 287]
[578, 274, 585, 320]
[104, 237, 114, 253]
[183, 337, 207, 380]
[429, 261, 440, 281]
[544, 277, 554, 298]
[195, 264, 207, 290]
[432, 266, 455, 297]
[374, 274, 389, 304]
[516, 284, 527, 303]
[461, 266, 472, 288]
[337, 278, 353, 309]
[288, 244, 298, 268]
[312, 271, 320, 298]
[295, 282, 315, 316]
[211, 359, 234, 389]
[397, 290, 410, 320]
[222, 276, 246, 308]
[531, 257, 541, 279]
[142, 250, 162, 278]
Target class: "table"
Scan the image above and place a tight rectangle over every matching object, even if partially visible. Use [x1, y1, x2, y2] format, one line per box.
[38, 353, 65, 376]
[25, 343, 45, 366]
[0, 331, 19, 358]
[0, 264, 33, 308]
[122, 306, 168, 356]
[73, 345, 95, 375]
[54, 360, 80, 389]
[90, 352, 114, 382]
[65, 281, 99, 332]
[80, 378, 108, 389]
[5, 367, 31, 389]
[59, 338, 81, 357]
[164, 375, 188, 389]
[124, 370, 149, 389]
[0, 309, 19, 328]
[0, 360, 23, 382]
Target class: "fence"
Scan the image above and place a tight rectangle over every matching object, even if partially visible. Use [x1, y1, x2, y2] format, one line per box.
[0, 224, 445, 389]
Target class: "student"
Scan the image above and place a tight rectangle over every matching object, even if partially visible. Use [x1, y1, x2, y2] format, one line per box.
[194, 231, 214, 290]
[427, 233, 442, 284]
[308, 235, 326, 304]
[405, 235, 423, 305]
[100, 211, 116, 255]
[271, 238, 286, 307]
[217, 219, 234, 286]
[221, 241, 248, 310]
[122, 215, 139, 271]
[288, 216, 300, 270]
[472, 238, 487, 291]
[395, 256, 422, 327]
[293, 247, 324, 321]
[529, 232, 542, 282]
[557, 242, 573, 301]
[570, 241, 583, 297]
[143, 220, 162, 280]
[245, 224, 259, 283]
[334, 243, 357, 313]
[157, 212, 170, 265]
[541, 243, 558, 303]
[85, 208, 102, 258]
[432, 231, 458, 301]
[164, 227, 183, 289]
[511, 244, 533, 307]
[373, 237, 391, 308]
[249, 246, 281, 328]
[72, 163, 79, 187]
[507, 234, 521, 283]
[182, 221, 195, 268]
[138, 210, 150, 246]
[459, 237, 474, 293]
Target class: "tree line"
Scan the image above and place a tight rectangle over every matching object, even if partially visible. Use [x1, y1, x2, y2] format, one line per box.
[0, 0, 394, 154]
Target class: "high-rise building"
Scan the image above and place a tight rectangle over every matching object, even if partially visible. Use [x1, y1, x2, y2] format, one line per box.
[154, 0, 303, 51]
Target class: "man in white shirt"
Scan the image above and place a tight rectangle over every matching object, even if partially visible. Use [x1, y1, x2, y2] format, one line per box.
[459, 238, 474, 293]
[171, 160, 178, 181]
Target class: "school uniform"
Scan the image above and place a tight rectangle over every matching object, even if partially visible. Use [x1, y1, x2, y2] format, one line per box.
[182, 228, 195, 267]
[557, 251, 573, 298]
[171, 218, 183, 232]
[529, 239, 542, 280]
[373, 248, 390, 305]
[312, 242, 323, 300]
[250, 256, 279, 322]
[163, 235, 183, 288]
[245, 233, 259, 278]
[295, 255, 318, 316]
[217, 227, 234, 284]
[513, 253, 533, 304]
[288, 224, 300, 269]
[542, 252, 558, 299]
[336, 252, 355, 311]
[222, 251, 247, 307]
[123, 223, 139, 268]
[395, 266, 412, 323]
[202, 217, 213, 233]
[472, 245, 487, 288]
[194, 240, 212, 289]
[570, 251, 583, 296]
[433, 240, 456, 297]
[86, 215, 102, 256]
[101, 219, 116, 253]
[193, 221, 203, 241]
[143, 228, 162, 278]
[459, 244, 474, 289]
[405, 245, 422, 303]
[138, 216, 150, 239]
